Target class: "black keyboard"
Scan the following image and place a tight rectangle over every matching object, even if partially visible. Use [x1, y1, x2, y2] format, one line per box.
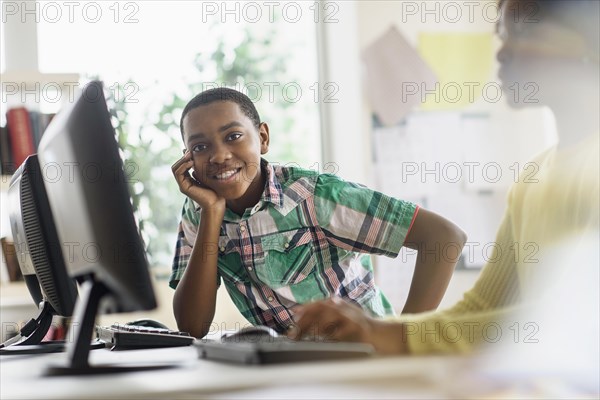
[96, 324, 195, 350]
[195, 335, 375, 364]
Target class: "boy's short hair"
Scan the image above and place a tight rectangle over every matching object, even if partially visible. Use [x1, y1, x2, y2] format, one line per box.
[179, 87, 262, 138]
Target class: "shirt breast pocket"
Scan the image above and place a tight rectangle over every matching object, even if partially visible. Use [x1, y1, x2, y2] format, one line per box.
[217, 235, 246, 284]
[258, 229, 317, 289]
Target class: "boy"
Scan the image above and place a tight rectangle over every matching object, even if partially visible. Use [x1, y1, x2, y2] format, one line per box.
[170, 88, 466, 338]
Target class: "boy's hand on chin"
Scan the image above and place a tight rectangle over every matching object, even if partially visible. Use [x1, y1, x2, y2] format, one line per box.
[172, 151, 226, 213]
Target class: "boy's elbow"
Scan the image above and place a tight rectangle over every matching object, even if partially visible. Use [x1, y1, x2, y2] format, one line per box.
[444, 221, 467, 251]
[427, 218, 467, 254]
[454, 225, 468, 248]
[174, 314, 212, 339]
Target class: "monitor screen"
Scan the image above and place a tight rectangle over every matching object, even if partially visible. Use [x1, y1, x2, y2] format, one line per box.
[37, 81, 157, 373]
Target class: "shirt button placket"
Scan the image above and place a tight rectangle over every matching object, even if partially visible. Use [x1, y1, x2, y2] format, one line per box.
[239, 222, 252, 273]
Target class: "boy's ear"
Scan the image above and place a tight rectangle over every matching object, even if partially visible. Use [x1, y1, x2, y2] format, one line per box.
[259, 122, 270, 154]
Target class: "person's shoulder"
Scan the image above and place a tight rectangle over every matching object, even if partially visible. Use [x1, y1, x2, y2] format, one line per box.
[312, 172, 374, 204]
[529, 146, 555, 166]
[272, 162, 320, 185]
[506, 145, 556, 209]
[274, 162, 319, 177]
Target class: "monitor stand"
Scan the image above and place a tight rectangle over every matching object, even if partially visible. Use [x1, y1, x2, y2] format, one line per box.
[0, 301, 102, 355]
[46, 278, 175, 376]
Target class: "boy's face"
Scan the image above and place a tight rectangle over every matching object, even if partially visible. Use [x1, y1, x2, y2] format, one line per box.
[182, 101, 269, 206]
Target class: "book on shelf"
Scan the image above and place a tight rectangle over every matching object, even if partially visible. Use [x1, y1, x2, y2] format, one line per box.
[0, 125, 14, 176]
[1, 237, 23, 283]
[6, 107, 35, 171]
[2, 107, 55, 176]
[29, 111, 42, 150]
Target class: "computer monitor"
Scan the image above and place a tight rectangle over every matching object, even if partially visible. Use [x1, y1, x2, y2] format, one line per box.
[1, 154, 78, 354]
[37, 81, 157, 374]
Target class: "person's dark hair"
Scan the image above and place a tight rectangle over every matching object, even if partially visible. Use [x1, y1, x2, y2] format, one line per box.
[179, 87, 261, 138]
[499, 0, 600, 55]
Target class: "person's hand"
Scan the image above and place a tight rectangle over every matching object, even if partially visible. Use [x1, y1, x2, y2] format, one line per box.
[171, 151, 226, 213]
[287, 297, 407, 354]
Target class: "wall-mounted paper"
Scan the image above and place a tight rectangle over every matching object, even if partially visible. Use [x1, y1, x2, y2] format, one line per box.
[362, 26, 438, 126]
[372, 111, 462, 198]
[418, 33, 494, 110]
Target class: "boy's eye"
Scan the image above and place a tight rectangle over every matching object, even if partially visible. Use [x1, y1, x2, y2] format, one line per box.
[192, 144, 207, 152]
[227, 132, 242, 142]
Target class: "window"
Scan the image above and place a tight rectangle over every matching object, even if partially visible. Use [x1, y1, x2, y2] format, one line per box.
[33, 1, 322, 270]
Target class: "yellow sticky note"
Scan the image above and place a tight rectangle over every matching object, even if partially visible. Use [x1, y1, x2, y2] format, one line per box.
[418, 33, 494, 110]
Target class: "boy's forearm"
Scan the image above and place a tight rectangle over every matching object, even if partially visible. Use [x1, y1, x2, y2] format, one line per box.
[402, 225, 467, 314]
[173, 208, 224, 337]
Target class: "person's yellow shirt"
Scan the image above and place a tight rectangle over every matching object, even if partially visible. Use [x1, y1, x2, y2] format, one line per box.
[398, 133, 599, 354]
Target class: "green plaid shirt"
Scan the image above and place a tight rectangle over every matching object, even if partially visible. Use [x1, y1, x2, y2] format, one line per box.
[170, 160, 418, 332]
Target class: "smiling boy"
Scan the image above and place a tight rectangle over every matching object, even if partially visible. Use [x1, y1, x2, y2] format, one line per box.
[170, 88, 466, 338]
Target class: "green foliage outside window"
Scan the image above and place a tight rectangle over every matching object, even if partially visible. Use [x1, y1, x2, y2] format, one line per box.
[104, 22, 318, 274]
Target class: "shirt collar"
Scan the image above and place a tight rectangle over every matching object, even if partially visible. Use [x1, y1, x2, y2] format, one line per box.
[260, 158, 285, 209]
[219, 159, 285, 222]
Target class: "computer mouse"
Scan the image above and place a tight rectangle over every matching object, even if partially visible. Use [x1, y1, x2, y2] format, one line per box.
[221, 325, 279, 343]
[127, 319, 170, 330]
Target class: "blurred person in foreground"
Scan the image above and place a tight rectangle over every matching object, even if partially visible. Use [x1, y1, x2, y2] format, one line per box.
[289, 0, 599, 366]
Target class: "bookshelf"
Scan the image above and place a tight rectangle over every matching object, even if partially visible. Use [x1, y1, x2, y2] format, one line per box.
[1, 71, 80, 117]
[0, 72, 82, 88]
[0, 15, 81, 327]
[0, 177, 14, 286]
[0, 71, 79, 84]
[0, 176, 9, 190]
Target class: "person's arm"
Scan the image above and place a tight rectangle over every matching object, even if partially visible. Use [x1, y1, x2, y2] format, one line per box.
[288, 296, 409, 354]
[171, 151, 226, 338]
[288, 293, 524, 355]
[401, 208, 467, 313]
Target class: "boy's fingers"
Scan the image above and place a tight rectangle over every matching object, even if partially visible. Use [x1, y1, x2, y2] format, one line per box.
[172, 160, 194, 180]
[171, 152, 192, 171]
[171, 159, 187, 174]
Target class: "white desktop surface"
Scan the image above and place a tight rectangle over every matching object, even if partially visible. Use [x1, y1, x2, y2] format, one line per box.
[0, 344, 465, 399]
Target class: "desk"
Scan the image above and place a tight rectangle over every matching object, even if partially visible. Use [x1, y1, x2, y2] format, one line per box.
[0, 344, 467, 399]
[3, 342, 594, 399]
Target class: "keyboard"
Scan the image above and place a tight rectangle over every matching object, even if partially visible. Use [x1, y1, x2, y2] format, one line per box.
[195, 335, 375, 364]
[96, 323, 195, 350]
